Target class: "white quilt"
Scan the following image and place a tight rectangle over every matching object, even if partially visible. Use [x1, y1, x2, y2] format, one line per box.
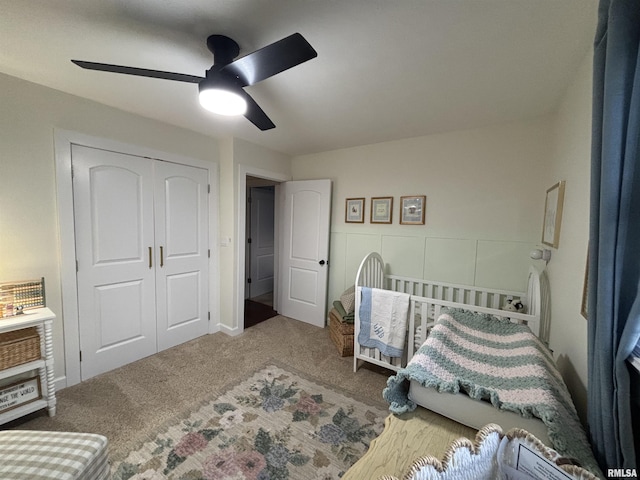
[357, 286, 410, 357]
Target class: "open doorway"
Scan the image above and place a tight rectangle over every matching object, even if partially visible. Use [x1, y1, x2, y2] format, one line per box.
[236, 172, 331, 332]
[244, 176, 278, 328]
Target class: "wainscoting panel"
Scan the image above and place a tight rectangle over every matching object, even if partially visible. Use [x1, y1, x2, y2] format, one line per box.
[381, 235, 426, 278]
[424, 238, 477, 285]
[345, 233, 382, 283]
[475, 240, 537, 291]
[326, 232, 539, 316]
[328, 232, 348, 310]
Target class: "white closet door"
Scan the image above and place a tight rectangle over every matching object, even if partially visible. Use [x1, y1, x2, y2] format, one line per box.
[73, 145, 157, 380]
[154, 161, 209, 351]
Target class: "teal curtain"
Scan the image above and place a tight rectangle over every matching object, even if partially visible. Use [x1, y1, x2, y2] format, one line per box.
[588, 0, 640, 471]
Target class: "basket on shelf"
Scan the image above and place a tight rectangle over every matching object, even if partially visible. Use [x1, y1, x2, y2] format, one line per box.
[0, 327, 41, 370]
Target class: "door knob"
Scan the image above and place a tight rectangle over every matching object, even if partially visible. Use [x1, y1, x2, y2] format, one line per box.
[319, 260, 326, 266]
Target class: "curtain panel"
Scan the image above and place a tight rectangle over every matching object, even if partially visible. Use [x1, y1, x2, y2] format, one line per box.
[588, 0, 640, 472]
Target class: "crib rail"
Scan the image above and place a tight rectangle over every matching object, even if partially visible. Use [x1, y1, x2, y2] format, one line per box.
[386, 274, 525, 311]
[354, 252, 544, 373]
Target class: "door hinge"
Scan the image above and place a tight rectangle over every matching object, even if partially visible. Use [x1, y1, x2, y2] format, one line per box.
[76, 260, 79, 272]
[247, 278, 252, 284]
[71, 165, 74, 178]
[79, 351, 82, 362]
[208, 311, 210, 321]
[208, 184, 210, 194]
[247, 238, 252, 244]
[208, 249, 210, 258]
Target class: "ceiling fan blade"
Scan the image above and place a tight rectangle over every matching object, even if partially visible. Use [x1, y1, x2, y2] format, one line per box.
[220, 33, 317, 87]
[238, 90, 275, 130]
[71, 60, 204, 83]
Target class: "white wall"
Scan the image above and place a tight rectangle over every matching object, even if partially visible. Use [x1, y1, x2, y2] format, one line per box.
[0, 73, 221, 383]
[292, 117, 554, 312]
[546, 53, 593, 423]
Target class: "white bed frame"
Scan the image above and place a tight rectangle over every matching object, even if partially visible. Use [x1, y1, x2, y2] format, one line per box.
[353, 251, 552, 443]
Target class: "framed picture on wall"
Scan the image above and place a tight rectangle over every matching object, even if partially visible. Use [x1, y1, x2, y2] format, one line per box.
[542, 181, 566, 248]
[400, 195, 426, 225]
[370, 197, 393, 224]
[345, 198, 365, 223]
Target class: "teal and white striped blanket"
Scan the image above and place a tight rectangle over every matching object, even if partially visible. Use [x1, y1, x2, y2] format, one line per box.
[383, 308, 602, 476]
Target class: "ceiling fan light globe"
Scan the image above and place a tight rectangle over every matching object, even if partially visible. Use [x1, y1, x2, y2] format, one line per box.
[199, 88, 247, 116]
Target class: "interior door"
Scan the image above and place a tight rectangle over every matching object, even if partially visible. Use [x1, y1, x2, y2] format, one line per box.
[154, 161, 209, 351]
[279, 179, 332, 327]
[73, 145, 157, 380]
[249, 186, 275, 298]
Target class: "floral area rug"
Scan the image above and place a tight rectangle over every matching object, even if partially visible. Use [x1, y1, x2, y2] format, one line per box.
[111, 364, 388, 479]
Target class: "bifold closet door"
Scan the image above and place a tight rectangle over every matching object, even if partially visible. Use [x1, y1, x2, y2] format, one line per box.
[73, 146, 210, 381]
[154, 161, 209, 351]
[73, 146, 157, 380]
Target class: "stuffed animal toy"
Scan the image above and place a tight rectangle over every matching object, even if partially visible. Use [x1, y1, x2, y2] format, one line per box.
[502, 298, 524, 313]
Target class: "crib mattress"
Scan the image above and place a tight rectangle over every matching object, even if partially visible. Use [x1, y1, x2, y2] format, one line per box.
[408, 380, 550, 445]
[0, 430, 109, 480]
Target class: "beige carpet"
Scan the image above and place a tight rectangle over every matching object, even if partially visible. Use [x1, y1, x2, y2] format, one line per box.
[3, 316, 390, 459]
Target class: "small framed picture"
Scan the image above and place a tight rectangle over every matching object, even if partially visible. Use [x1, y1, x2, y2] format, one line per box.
[542, 181, 566, 248]
[400, 195, 426, 225]
[345, 198, 365, 223]
[370, 197, 393, 224]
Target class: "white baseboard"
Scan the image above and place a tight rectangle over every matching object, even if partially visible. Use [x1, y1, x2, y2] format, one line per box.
[219, 324, 243, 336]
[55, 375, 67, 392]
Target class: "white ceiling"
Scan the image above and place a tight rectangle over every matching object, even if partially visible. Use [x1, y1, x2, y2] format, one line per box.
[0, 0, 598, 156]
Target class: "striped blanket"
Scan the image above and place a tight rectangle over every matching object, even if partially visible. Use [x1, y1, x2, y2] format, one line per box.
[382, 308, 601, 476]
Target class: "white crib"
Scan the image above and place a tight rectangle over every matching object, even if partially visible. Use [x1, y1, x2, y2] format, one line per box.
[353, 252, 549, 373]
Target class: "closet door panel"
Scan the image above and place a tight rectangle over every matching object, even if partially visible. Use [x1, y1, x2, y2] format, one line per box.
[166, 271, 201, 328]
[72, 145, 157, 381]
[165, 176, 200, 257]
[155, 161, 209, 351]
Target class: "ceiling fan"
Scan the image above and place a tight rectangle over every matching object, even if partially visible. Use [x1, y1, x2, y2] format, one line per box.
[71, 33, 317, 131]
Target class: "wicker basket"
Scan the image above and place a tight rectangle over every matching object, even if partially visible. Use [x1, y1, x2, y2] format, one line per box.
[0, 327, 41, 370]
[329, 313, 354, 357]
[329, 309, 354, 334]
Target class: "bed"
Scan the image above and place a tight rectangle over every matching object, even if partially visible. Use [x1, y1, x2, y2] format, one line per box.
[353, 252, 549, 374]
[352, 252, 601, 475]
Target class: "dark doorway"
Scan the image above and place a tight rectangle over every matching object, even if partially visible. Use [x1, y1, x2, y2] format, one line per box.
[244, 177, 278, 330]
[244, 295, 277, 329]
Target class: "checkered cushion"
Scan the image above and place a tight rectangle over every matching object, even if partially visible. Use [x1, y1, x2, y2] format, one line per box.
[0, 430, 109, 480]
